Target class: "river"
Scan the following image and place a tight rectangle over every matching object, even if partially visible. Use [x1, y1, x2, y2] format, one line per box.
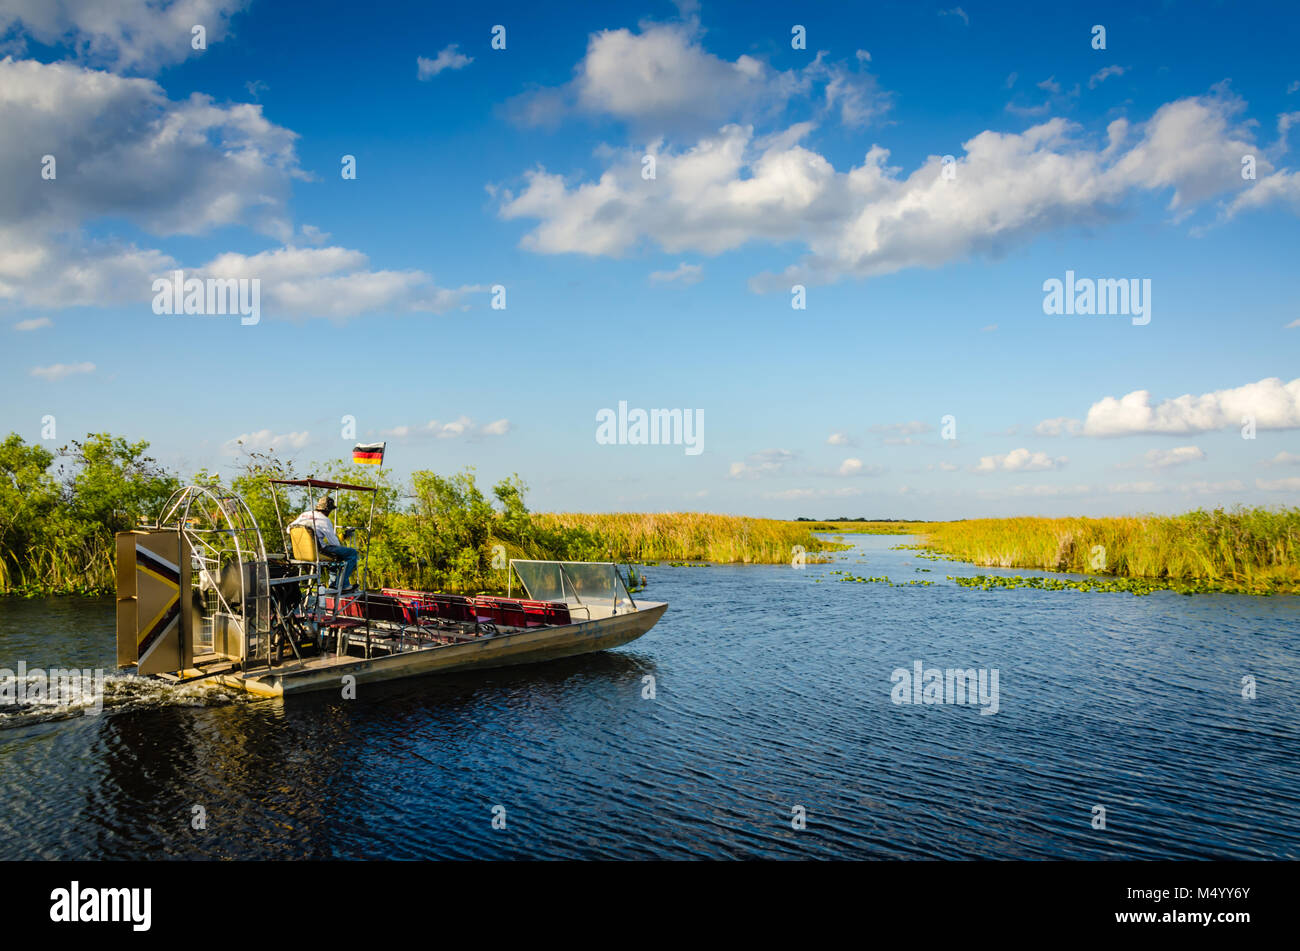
[1, 534, 1296, 859]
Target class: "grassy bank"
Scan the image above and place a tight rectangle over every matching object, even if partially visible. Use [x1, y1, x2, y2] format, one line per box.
[918, 509, 1300, 594]
[534, 512, 843, 563]
[3, 431, 1295, 597]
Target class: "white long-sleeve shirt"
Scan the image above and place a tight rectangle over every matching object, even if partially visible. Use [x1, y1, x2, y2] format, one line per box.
[290, 510, 343, 549]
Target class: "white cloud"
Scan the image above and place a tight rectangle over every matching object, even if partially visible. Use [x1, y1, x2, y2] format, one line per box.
[649, 262, 703, 284]
[222, 429, 310, 455]
[836, 458, 885, 477]
[1034, 416, 1082, 437]
[0, 59, 483, 322]
[418, 44, 473, 79]
[826, 431, 853, 446]
[299, 224, 331, 245]
[975, 448, 1066, 472]
[200, 246, 485, 320]
[0, 0, 247, 73]
[381, 417, 511, 440]
[938, 8, 970, 26]
[1221, 169, 1300, 222]
[1258, 476, 1300, 491]
[1143, 445, 1205, 468]
[1264, 451, 1300, 466]
[13, 316, 51, 330]
[761, 486, 865, 501]
[500, 90, 1286, 288]
[1088, 65, 1128, 89]
[728, 448, 796, 479]
[0, 59, 302, 238]
[1082, 377, 1300, 436]
[29, 361, 94, 381]
[503, 20, 890, 134]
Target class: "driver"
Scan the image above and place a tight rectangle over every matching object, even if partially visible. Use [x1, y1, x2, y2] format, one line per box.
[290, 496, 359, 593]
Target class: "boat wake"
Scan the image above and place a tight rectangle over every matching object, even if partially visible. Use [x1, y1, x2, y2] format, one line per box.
[0, 671, 257, 731]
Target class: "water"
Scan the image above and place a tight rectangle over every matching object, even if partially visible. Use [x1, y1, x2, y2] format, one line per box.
[1, 535, 1297, 859]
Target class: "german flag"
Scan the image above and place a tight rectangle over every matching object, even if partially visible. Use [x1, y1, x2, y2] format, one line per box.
[352, 441, 385, 466]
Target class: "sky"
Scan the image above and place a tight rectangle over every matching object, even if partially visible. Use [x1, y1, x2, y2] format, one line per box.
[1, 0, 1298, 519]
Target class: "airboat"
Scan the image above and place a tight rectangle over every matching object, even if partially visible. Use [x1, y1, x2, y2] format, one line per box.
[114, 479, 666, 697]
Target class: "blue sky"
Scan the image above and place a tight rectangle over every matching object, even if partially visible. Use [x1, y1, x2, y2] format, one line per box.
[1, 0, 1298, 518]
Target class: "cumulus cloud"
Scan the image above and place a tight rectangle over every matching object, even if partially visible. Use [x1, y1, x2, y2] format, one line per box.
[1220, 169, 1300, 221]
[502, 20, 890, 135]
[0, 58, 484, 321]
[29, 361, 93, 381]
[418, 44, 473, 79]
[499, 89, 1287, 288]
[975, 448, 1066, 472]
[200, 246, 484, 320]
[13, 316, 51, 330]
[0, 59, 302, 237]
[0, 57, 313, 311]
[1082, 377, 1300, 436]
[0, 0, 247, 73]
[826, 431, 854, 446]
[1263, 451, 1300, 466]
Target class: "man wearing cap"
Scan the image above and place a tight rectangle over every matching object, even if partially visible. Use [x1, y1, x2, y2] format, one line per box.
[290, 496, 359, 592]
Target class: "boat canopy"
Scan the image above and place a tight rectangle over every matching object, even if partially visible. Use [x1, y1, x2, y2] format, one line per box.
[269, 478, 376, 492]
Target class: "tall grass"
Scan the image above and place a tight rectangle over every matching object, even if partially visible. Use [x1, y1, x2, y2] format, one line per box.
[533, 512, 842, 563]
[919, 507, 1300, 594]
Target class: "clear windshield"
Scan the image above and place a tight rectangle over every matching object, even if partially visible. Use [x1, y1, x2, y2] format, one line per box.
[510, 560, 634, 612]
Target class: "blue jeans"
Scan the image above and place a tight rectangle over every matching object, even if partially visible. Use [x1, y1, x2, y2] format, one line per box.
[321, 545, 359, 588]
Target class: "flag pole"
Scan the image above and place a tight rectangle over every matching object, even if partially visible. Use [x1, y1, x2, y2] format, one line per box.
[357, 442, 384, 595]
[358, 446, 382, 657]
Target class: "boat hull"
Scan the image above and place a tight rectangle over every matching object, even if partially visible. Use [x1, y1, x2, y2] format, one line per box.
[217, 601, 667, 697]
